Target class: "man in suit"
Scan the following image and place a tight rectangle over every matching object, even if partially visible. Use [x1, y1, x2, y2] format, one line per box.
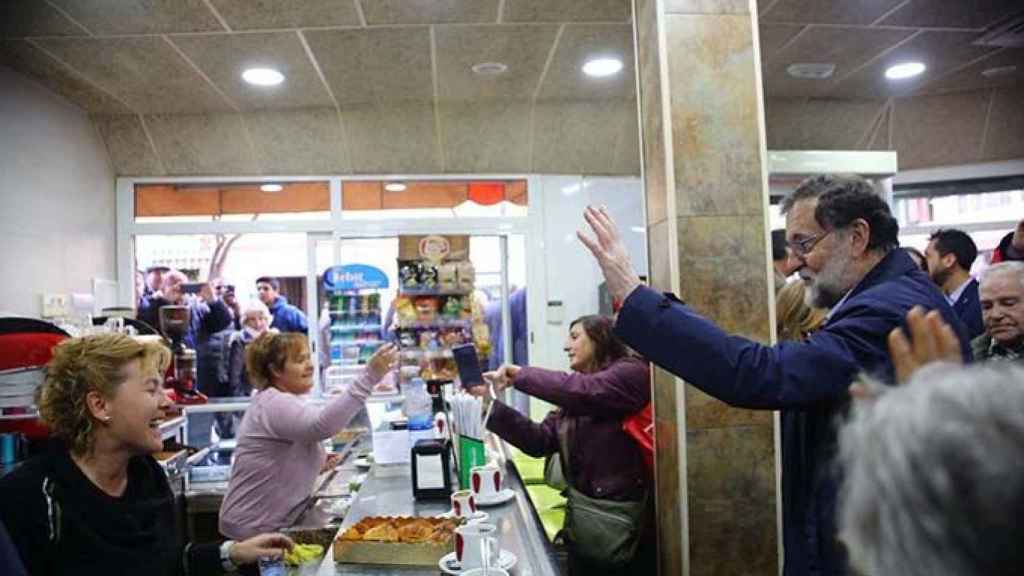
[925, 228, 983, 339]
[578, 174, 972, 576]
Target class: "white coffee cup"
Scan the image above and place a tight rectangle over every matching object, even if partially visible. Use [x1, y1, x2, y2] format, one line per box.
[451, 489, 477, 519]
[470, 464, 503, 499]
[454, 522, 499, 571]
[461, 569, 509, 576]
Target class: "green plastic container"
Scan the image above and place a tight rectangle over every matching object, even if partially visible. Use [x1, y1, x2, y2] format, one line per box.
[457, 434, 486, 489]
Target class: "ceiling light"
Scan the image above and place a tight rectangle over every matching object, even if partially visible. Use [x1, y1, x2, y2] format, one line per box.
[242, 67, 284, 86]
[260, 184, 283, 193]
[786, 63, 835, 79]
[582, 57, 623, 78]
[885, 62, 926, 80]
[981, 65, 1018, 78]
[384, 183, 407, 192]
[471, 62, 509, 76]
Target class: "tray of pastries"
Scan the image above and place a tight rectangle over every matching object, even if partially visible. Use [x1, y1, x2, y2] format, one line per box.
[333, 516, 461, 565]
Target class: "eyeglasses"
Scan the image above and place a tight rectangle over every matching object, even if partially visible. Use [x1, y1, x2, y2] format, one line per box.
[787, 230, 833, 257]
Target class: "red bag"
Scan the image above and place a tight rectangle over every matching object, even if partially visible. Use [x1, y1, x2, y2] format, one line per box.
[622, 403, 654, 475]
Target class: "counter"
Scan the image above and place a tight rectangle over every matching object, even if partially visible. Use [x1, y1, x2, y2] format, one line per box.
[308, 439, 561, 576]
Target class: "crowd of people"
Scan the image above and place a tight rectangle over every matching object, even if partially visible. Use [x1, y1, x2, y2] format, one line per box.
[1, 174, 1021, 575]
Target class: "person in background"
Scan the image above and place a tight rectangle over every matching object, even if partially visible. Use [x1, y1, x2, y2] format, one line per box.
[137, 271, 233, 351]
[578, 175, 972, 576]
[256, 276, 308, 334]
[775, 280, 827, 343]
[839, 326, 1024, 576]
[0, 333, 292, 575]
[219, 334, 397, 540]
[485, 286, 528, 370]
[991, 218, 1024, 263]
[227, 301, 275, 398]
[772, 228, 798, 291]
[477, 316, 654, 575]
[144, 265, 169, 296]
[219, 281, 241, 330]
[925, 228, 983, 339]
[134, 270, 146, 311]
[972, 261, 1024, 363]
[904, 246, 929, 275]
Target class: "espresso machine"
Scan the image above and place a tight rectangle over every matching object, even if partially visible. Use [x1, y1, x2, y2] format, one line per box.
[159, 306, 207, 405]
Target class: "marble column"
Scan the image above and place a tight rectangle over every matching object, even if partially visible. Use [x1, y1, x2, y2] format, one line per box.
[633, 0, 779, 574]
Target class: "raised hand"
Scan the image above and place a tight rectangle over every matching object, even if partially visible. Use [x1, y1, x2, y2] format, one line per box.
[366, 343, 399, 382]
[887, 306, 962, 385]
[577, 206, 643, 305]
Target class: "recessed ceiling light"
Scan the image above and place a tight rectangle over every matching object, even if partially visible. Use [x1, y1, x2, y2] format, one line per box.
[242, 67, 284, 86]
[582, 57, 623, 78]
[786, 63, 835, 79]
[260, 184, 283, 193]
[885, 62, 926, 80]
[471, 62, 509, 76]
[981, 65, 1018, 78]
[384, 183, 407, 192]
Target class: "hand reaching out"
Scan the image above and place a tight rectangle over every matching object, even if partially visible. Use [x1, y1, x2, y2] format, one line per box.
[229, 533, 295, 565]
[366, 343, 399, 382]
[888, 306, 962, 385]
[577, 205, 643, 305]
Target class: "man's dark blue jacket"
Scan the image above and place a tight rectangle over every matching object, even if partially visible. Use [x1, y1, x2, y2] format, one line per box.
[952, 277, 984, 340]
[614, 249, 971, 576]
[268, 295, 309, 334]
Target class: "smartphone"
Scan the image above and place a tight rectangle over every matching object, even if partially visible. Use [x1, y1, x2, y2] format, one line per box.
[452, 344, 485, 389]
[181, 282, 204, 295]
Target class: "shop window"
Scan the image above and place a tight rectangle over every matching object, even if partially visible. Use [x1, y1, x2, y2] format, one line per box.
[134, 182, 330, 223]
[341, 180, 528, 220]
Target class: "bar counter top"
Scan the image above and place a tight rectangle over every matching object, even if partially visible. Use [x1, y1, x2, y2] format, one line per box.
[304, 439, 560, 576]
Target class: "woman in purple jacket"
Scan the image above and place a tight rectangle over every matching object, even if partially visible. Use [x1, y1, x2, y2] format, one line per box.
[482, 315, 654, 575]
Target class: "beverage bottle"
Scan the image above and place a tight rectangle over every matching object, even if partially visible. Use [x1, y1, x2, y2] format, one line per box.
[403, 377, 434, 433]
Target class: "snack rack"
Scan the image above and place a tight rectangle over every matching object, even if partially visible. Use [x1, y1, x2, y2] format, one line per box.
[391, 236, 490, 384]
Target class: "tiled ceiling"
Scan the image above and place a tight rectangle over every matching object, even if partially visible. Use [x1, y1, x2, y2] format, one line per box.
[0, 0, 1018, 118]
[759, 0, 1024, 98]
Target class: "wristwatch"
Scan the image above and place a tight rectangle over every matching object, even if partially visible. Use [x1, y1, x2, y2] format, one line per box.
[220, 540, 237, 571]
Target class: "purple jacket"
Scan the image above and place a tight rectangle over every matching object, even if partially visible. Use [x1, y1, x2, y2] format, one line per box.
[486, 357, 650, 501]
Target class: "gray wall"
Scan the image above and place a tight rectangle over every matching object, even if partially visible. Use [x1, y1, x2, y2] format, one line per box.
[0, 65, 116, 317]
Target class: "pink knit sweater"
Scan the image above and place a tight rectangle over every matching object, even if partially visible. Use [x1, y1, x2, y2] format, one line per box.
[218, 373, 373, 539]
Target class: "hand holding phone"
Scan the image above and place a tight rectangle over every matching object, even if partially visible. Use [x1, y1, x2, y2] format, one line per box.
[452, 344, 485, 389]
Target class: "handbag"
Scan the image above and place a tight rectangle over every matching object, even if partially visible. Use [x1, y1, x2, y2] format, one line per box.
[622, 403, 654, 475]
[543, 451, 567, 491]
[556, 416, 647, 567]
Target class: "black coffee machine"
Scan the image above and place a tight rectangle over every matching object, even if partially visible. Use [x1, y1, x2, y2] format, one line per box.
[159, 306, 207, 405]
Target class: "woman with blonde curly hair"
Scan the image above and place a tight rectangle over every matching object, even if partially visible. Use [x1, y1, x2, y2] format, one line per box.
[0, 333, 292, 576]
[219, 333, 397, 540]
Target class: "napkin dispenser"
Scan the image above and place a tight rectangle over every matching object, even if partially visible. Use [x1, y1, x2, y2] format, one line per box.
[411, 438, 452, 500]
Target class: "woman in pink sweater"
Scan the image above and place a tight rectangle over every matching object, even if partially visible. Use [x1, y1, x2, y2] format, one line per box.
[219, 333, 396, 539]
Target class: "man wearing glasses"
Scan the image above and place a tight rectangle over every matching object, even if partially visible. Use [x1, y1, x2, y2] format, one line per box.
[579, 174, 972, 576]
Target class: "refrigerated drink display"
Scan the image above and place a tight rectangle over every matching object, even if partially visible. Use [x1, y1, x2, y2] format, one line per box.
[322, 264, 390, 370]
[328, 292, 384, 366]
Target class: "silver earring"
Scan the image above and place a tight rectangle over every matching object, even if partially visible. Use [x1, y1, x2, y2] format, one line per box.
[102, 416, 112, 422]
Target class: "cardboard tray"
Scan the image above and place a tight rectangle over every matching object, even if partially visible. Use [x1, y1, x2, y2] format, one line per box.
[332, 538, 452, 566]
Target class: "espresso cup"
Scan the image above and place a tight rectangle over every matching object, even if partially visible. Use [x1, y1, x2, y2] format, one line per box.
[451, 489, 477, 519]
[470, 464, 503, 499]
[454, 522, 499, 571]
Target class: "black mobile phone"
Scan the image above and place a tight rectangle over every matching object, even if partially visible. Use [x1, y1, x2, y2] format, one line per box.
[181, 282, 204, 295]
[452, 344, 486, 389]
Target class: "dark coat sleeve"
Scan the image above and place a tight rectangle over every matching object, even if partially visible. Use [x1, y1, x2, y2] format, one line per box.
[485, 401, 560, 458]
[513, 358, 650, 418]
[614, 286, 898, 410]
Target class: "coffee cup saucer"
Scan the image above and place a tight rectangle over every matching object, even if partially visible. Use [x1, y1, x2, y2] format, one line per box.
[473, 488, 515, 507]
[437, 509, 489, 523]
[438, 549, 517, 575]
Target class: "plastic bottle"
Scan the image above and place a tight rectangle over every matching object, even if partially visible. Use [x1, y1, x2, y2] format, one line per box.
[403, 377, 434, 432]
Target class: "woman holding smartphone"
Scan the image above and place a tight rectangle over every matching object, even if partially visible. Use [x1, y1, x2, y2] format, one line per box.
[475, 315, 654, 575]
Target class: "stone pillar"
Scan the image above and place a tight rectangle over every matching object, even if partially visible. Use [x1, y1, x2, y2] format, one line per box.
[633, 1, 779, 574]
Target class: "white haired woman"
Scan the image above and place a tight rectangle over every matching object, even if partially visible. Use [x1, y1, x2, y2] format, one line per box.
[0, 333, 293, 575]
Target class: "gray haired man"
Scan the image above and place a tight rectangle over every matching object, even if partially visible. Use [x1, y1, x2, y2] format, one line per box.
[973, 261, 1024, 362]
[839, 361, 1024, 576]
